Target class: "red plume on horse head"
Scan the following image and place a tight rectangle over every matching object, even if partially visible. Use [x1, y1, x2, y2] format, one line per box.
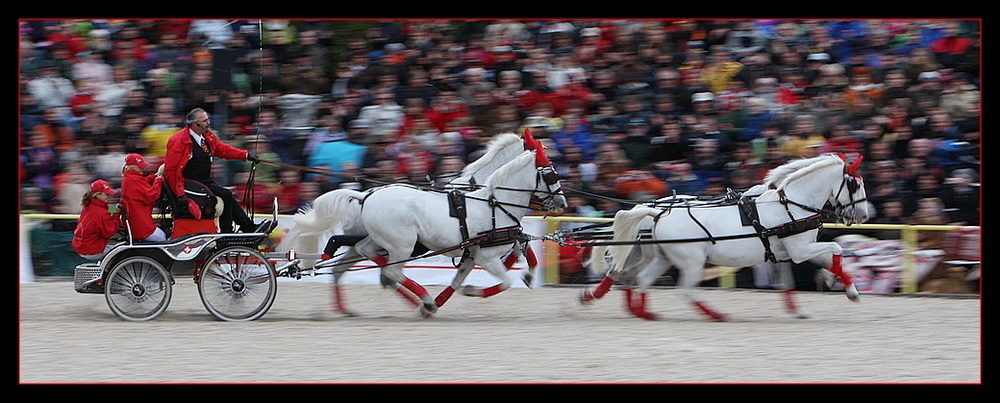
[535, 145, 552, 167]
[848, 154, 863, 176]
[837, 152, 863, 176]
[523, 128, 538, 150]
[523, 129, 551, 166]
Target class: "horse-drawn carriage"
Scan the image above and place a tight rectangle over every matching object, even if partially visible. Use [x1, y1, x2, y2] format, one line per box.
[73, 181, 285, 321]
[74, 130, 566, 321]
[73, 129, 869, 323]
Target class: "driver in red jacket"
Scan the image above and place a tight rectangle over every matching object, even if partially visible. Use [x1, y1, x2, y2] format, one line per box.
[163, 107, 267, 233]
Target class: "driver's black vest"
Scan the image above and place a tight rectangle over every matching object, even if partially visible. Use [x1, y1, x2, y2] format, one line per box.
[183, 134, 212, 183]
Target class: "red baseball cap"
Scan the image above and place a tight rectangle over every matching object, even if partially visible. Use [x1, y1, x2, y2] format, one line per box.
[90, 180, 117, 195]
[125, 153, 150, 168]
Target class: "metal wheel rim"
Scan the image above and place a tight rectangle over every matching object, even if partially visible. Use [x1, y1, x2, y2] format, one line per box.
[105, 257, 171, 321]
[198, 247, 276, 321]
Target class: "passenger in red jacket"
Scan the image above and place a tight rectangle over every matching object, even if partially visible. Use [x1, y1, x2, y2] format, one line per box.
[120, 153, 166, 242]
[72, 179, 122, 261]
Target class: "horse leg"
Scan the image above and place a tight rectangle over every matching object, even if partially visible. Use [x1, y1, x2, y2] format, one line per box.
[828, 254, 860, 301]
[379, 254, 437, 317]
[436, 258, 476, 308]
[329, 248, 366, 317]
[776, 262, 811, 319]
[794, 243, 860, 302]
[581, 275, 615, 305]
[461, 253, 514, 299]
[628, 258, 667, 320]
[513, 245, 539, 287]
[672, 256, 727, 322]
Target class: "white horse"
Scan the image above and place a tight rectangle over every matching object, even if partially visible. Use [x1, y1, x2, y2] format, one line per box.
[588, 154, 868, 321]
[329, 148, 566, 317]
[278, 131, 540, 314]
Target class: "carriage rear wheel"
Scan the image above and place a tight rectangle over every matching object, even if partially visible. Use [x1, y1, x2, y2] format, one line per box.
[105, 256, 172, 321]
[197, 246, 277, 321]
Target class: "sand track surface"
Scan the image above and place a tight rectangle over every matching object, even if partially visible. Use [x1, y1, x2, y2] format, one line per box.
[19, 278, 980, 384]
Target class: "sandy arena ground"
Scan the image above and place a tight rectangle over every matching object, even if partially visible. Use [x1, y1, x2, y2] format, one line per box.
[19, 277, 981, 384]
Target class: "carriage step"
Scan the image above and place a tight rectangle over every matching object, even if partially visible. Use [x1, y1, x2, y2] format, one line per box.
[74, 263, 104, 294]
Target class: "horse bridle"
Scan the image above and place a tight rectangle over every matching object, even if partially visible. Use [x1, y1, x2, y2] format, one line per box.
[485, 164, 564, 211]
[533, 165, 565, 211]
[830, 171, 868, 225]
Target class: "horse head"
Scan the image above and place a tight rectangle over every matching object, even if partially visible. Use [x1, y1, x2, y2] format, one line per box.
[530, 143, 568, 214]
[833, 153, 869, 225]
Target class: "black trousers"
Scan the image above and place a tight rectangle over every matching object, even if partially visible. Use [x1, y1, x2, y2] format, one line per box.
[204, 180, 254, 233]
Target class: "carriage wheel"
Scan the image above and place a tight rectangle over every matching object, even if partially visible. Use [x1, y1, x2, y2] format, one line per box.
[198, 246, 277, 321]
[105, 257, 172, 321]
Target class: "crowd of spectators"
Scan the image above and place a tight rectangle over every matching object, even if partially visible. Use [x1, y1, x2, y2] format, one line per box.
[20, 19, 980, 233]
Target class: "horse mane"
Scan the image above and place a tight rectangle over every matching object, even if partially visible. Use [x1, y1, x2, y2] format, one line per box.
[478, 150, 536, 192]
[765, 154, 844, 190]
[456, 132, 522, 182]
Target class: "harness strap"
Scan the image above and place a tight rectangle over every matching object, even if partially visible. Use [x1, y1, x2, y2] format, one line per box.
[763, 214, 824, 239]
[686, 202, 716, 245]
[739, 195, 776, 263]
[448, 189, 470, 241]
[461, 225, 524, 248]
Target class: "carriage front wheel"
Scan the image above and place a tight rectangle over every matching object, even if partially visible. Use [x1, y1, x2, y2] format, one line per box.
[198, 246, 277, 321]
[105, 256, 173, 321]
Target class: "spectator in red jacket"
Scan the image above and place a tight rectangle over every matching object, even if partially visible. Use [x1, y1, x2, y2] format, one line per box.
[120, 153, 166, 242]
[72, 179, 121, 261]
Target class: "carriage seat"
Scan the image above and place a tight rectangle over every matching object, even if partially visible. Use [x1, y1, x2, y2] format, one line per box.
[156, 173, 224, 239]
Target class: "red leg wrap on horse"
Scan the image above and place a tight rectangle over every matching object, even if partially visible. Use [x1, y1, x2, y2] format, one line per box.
[434, 286, 455, 307]
[503, 253, 519, 270]
[372, 255, 388, 266]
[592, 276, 614, 299]
[624, 288, 634, 311]
[782, 289, 799, 313]
[526, 247, 537, 268]
[332, 284, 347, 313]
[481, 284, 504, 298]
[693, 301, 725, 321]
[400, 278, 428, 298]
[395, 287, 421, 308]
[633, 292, 657, 320]
[828, 254, 853, 286]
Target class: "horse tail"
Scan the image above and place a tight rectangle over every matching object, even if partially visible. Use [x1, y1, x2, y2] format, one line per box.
[586, 244, 609, 275]
[607, 206, 660, 273]
[277, 189, 367, 254]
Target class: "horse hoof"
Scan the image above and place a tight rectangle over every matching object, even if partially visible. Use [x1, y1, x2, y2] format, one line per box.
[793, 310, 812, 319]
[846, 284, 861, 302]
[419, 302, 437, 317]
[580, 290, 595, 305]
[522, 273, 534, 288]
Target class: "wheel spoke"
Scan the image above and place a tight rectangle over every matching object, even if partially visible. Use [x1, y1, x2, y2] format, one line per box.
[198, 247, 276, 321]
[105, 257, 171, 321]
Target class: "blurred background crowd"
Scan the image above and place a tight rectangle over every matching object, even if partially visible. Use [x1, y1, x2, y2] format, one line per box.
[19, 19, 980, 231]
